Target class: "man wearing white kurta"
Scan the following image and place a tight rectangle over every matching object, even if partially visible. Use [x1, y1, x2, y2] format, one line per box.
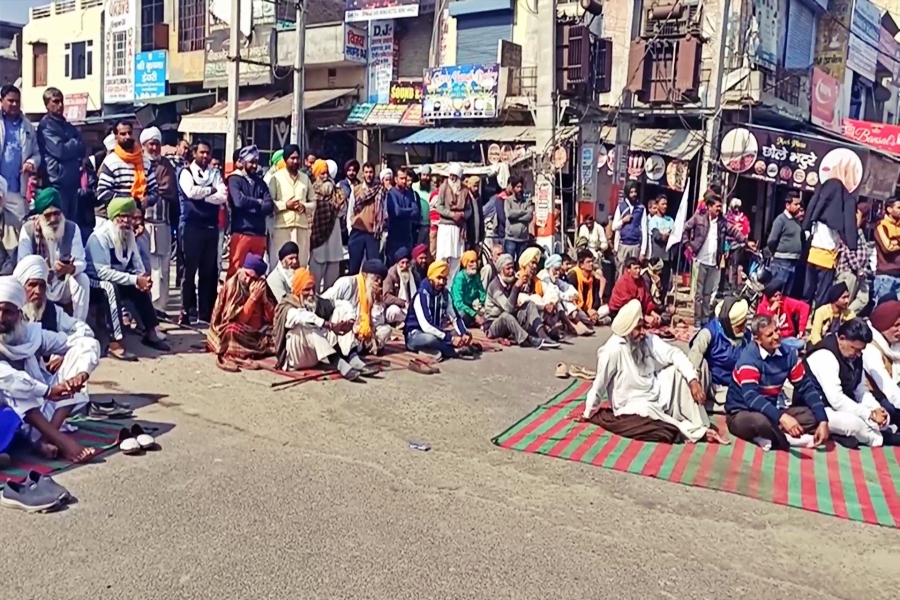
[583, 299, 727, 444]
[0, 276, 100, 462]
[321, 260, 393, 355]
[863, 300, 900, 412]
[13, 255, 93, 340]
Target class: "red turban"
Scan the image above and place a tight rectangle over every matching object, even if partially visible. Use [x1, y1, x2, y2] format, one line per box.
[870, 300, 900, 332]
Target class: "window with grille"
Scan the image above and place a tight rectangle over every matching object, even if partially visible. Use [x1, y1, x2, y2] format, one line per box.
[64, 41, 92, 80]
[112, 31, 128, 76]
[141, 0, 165, 51]
[33, 43, 48, 87]
[178, 0, 207, 52]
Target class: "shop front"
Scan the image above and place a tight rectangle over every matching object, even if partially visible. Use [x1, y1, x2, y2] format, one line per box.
[719, 124, 900, 236]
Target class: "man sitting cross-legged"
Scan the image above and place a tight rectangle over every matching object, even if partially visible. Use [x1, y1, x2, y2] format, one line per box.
[580, 299, 728, 444]
[725, 314, 830, 451]
[864, 300, 900, 416]
[451, 250, 487, 327]
[688, 297, 751, 412]
[537, 253, 594, 336]
[405, 259, 477, 362]
[18, 188, 90, 322]
[0, 276, 101, 463]
[272, 268, 377, 381]
[483, 253, 560, 349]
[266, 241, 300, 304]
[382, 246, 420, 325]
[86, 197, 169, 360]
[567, 249, 607, 325]
[321, 259, 394, 355]
[805, 319, 900, 447]
[207, 254, 275, 372]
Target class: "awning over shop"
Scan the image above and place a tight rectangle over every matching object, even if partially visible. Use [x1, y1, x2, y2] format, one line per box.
[629, 128, 704, 160]
[136, 92, 215, 105]
[395, 126, 538, 145]
[178, 88, 357, 134]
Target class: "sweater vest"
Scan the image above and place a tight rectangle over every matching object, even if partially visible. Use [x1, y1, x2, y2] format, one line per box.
[24, 219, 76, 259]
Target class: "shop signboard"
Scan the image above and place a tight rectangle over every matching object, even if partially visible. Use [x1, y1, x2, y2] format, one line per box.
[810, 67, 843, 134]
[389, 81, 423, 105]
[345, 103, 375, 124]
[847, 0, 880, 81]
[717, 125, 899, 197]
[399, 103, 423, 126]
[422, 64, 500, 119]
[204, 25, 276, 87]
[842, 119, 900, 154]
[134, 51, 167, 99]
[754, 0, 778, 70]
[64, 93, 88, 122]
[814, 0, 852, 82]
[346, 0, 419, 23]
[344, 24, 367, 63]
[365, 103, 407, 125]
[860, 153, 900, 199]
[878, 27, 900, 81]
[103, 0, 136, 103]
[367, 20, 395, 104]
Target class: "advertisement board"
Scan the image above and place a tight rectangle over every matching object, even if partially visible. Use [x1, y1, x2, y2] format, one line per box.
[103, 0, 135, 103]
[134, 50, 167, 99]
[422, 64, 500, 119]
[346, 0, 419, 22]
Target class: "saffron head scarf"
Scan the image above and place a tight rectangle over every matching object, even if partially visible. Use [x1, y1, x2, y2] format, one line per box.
[291, 268, 315, 297]
[460, 250, 478, 268]
[312, 159, 329, 178]
[427, 260, 450, 282]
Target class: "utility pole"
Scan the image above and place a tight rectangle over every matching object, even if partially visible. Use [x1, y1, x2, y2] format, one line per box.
[225, 0, 242, 166]
[290, 0, 308, 147]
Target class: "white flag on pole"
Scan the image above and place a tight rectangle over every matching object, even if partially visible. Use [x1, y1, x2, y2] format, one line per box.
[667, 179, 690, 252]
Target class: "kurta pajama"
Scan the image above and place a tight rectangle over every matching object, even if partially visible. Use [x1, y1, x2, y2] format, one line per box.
[283, 306, 340, 369]
[321, 275, 393, 355]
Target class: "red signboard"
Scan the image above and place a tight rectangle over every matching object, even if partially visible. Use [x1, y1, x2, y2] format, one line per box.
[811, 68, 842, 133]
[842, 118, 900, 155]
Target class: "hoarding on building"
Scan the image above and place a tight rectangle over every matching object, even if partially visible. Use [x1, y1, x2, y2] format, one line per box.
[134, 50, 167, 99]
[366, 20, 395, 104]
[204, 25, 276, 87]
[345, 0, 419, 23]
[103, 0, 136, 103]
[814, 0, 852, 82]
[422, 64, 500, 119]
[847, 0, 880, 80]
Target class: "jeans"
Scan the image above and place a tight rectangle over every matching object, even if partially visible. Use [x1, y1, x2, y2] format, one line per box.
[781, 336, 806, 353]
[503, 239, 529, 264]
[348, 229, 380, 275]
[769, 258, 797, 296]
[182, 224, 220, 321]
[803, 264, 834, 309]
[405, 329, 457, 358]
[873, 274, 900, 306]
[694, 263, 720, 325]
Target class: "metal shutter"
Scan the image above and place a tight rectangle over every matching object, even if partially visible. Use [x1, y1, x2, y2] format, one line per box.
[784, 0, 814, 69]
[455, 11, 513, 65]
[397, 13, 435, 78]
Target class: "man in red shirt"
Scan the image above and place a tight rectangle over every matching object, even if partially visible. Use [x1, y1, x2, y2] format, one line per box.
[608, 258, 662, 327]
[755, 280, 810, 353]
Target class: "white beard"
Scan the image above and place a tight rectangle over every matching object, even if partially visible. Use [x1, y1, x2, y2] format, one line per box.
[22, 300, 46, 323]
[626, 337, 651, 368]
[301, 297, 317, 311]
[112, 224, 136, 264]
[39, 215, 66, 264]
[0, 319, 29, 349]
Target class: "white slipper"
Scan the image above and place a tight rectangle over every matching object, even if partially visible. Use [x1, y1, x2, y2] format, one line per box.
[131, 424, 157, 450]
[119, 437, 142, 455]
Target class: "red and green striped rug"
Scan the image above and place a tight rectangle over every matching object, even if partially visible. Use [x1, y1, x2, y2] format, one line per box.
[0, 418, 124, 489]
[493, 381, 900, 528]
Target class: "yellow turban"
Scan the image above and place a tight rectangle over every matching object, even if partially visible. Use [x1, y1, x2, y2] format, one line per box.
[427, 260, 450, 281]
[518, 247, 541, 268]
[291, 268, 316, 297]
[460, 250, 478, 268]
[611, 299, 643, 337]
[311, 159, 329, 178]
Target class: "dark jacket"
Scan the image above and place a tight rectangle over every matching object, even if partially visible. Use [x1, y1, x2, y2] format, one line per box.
[386, 186, 419, 244]
[227, 171, 274, 236]
[382, 264, 421, 308]
[37, 113, 85, 202]
[483, 192, 507, 240]
[466, 193, 485, 249]
[404, 278, 467, 340]
[803, 178, 858, 250]
[147, 156, 180, 226]
[682, 212, 746, 263]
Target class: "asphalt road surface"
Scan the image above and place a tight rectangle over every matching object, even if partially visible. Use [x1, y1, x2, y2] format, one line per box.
[2, 324, 899, 599]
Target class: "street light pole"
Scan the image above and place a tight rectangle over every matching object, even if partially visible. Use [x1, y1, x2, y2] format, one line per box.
[225, 0, 242, 165]
[290, 0, 308, 147]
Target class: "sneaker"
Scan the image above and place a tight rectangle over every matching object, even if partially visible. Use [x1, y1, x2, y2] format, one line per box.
[525, 336, 544, 349]
[23, 471, 72, 503]
[1, 481, 60, 513]
[88, 400, 132, 419]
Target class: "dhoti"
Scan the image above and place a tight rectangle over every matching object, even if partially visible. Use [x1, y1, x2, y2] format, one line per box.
[48, 272, 90, 322]
[285, 325, 338, 370]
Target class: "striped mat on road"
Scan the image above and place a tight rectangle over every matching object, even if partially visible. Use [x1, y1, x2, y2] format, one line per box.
[493, 381, 900, 528]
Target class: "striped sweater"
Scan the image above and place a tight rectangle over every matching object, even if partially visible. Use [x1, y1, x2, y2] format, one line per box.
[96, 151, 159, 209]
[725, 342, 828, 426]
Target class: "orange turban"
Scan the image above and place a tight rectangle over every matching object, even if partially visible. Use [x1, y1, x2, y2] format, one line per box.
[460, 250, 478, 268]
[311, 159, 329, 178]
[291, 268, 316, 297]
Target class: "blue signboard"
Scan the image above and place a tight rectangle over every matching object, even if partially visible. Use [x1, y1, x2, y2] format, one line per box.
[134, 51, 167, 99]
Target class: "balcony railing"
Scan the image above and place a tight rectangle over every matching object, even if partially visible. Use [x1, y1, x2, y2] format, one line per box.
[30, 0, 102, 19]
[507, 66, 537, 99]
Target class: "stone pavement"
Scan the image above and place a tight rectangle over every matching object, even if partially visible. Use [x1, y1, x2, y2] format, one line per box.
[1, 324, 898, 599]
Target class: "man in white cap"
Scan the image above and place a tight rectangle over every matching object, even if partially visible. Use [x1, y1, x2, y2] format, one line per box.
[433, 163, 472, 281]
[581, 298, 729, 444]
[0, 276, 101, 462]
[0, 174, 21, 276]
[140, 126, 178, 314]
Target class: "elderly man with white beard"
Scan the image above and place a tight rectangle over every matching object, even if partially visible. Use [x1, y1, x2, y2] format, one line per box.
[13, 255, 92, 339]
[86, 196, 169, 360]
[140, 126, 178, 314]
[17, 187, 89, 321]
[321, 258, 394, 355]
[580, 299, 729, 444]
[537, 253, 594, 336]
[0, 276, 101, 463]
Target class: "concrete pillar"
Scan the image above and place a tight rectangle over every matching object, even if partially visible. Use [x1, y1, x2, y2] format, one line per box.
[534, 0, 556, 158]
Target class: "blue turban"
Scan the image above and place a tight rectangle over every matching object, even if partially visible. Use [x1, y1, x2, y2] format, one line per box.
[243, 253, 267, 277]
[393, 246, 411, 263]
[545, 254, 563, 269]
[282, 143, 301, 161]
[278, 241, 299, 261]
[239, 145, 259, 163]
[361, 259, 387, 278]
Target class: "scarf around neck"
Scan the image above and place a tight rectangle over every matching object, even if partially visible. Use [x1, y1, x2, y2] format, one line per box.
[573, 266, 595, 311]
[114, 145, 147, 200]
[355, 274, 373, 341]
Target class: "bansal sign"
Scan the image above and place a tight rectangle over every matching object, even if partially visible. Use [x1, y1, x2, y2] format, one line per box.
[344, 24, 367, 63]
[842, 119, 900, 155]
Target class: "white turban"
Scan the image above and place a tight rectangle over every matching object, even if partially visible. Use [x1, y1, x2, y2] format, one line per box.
[103, 134, 116, 151]
[140, 126, 162, 144]
[13, 255, 49, 285]
[380, 168, 393, 181]
[326, 159, 338, 180]
[0, 276, 26, 309]
[611, 299, 643, 337]
[0, 174, 7, 200]
[448, 162, 463, 178]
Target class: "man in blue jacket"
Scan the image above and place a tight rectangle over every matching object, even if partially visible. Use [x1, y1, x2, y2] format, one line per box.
[227, 145, 274, 278]
[37, 88, 85, 223]
[385, 166, 420, 265]
[611, 182, 648, 277]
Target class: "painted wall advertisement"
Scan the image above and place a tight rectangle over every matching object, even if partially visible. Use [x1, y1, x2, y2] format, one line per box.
[345, 0, 419, 23]
[134, 50, 167, 99]
[814, 0, 852, 82]
[103, 0, 135, 103]
[366, 20, 395, 104]
[422, 64, 500, 119]
[847, 0, 880, 81]
[205, 24, 276, 87]
[344, 24, 367, 64]
[810, 67, 843, 134]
